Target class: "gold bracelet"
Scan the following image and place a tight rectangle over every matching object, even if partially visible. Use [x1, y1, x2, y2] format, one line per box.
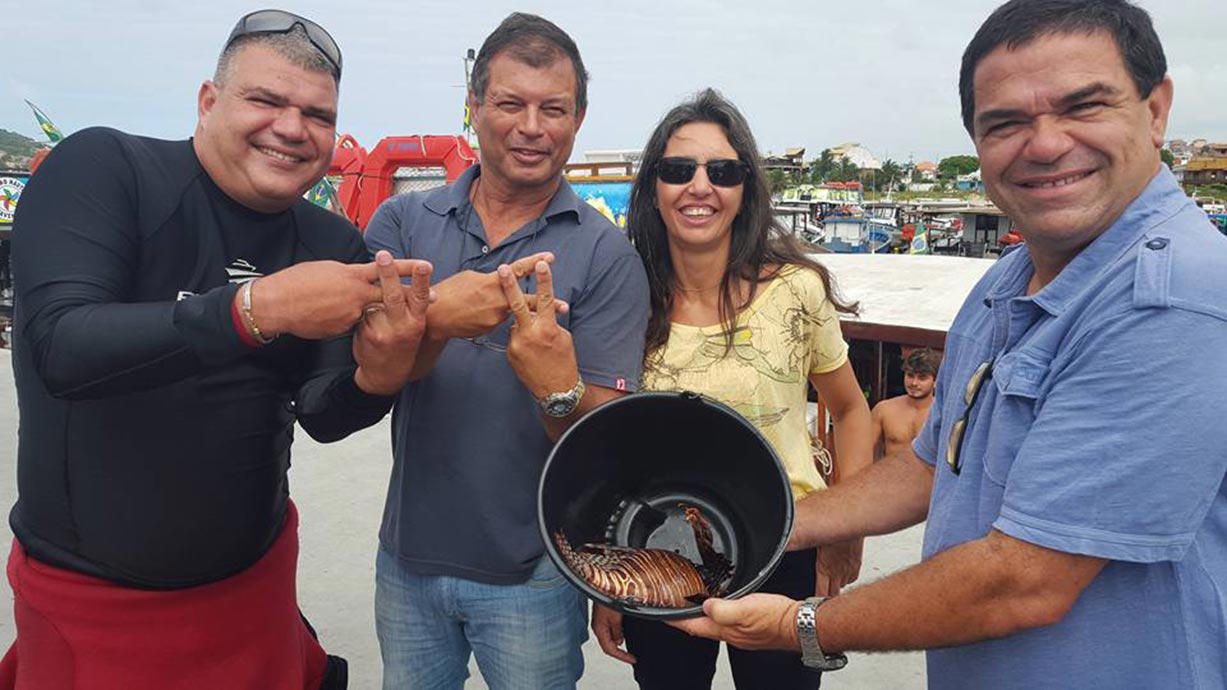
[241, 280, 276, 345]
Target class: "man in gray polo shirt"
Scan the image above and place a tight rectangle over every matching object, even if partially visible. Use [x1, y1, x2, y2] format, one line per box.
[363, 12, 649, 690]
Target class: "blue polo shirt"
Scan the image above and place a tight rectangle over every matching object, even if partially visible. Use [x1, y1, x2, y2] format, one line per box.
[364, 166, 649, 584]
[913, 167, 1227, 690]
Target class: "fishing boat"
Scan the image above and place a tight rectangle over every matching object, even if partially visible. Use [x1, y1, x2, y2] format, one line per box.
[1209, 213, 1227, 237]
[775, 183, 902, 253]
[773, 201, 825, 244]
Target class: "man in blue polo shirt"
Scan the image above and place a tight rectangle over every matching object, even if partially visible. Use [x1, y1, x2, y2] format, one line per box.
[363, 12, 649, 690]
[670, 1, 1227, 688]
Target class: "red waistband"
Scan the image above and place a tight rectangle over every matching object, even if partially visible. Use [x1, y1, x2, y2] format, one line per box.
[1, 500, 328, 690]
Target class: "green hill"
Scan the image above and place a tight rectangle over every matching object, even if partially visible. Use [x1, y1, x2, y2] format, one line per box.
[0, 129, 45, 159]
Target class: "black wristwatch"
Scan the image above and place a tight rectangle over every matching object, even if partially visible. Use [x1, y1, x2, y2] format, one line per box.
[539, 378, 586, 418]
[796, 596, 847, 671]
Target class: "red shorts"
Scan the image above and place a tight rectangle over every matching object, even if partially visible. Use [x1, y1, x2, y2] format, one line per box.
[0, 501, 331, 690]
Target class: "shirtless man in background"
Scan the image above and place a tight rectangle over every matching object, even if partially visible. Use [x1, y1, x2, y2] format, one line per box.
[870, 348, 940, 459]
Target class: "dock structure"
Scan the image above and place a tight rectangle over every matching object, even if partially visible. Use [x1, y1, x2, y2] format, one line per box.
[809, 253, 994, 453]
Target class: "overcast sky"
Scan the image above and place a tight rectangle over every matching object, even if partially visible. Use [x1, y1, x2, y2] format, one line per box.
[5, 0, 1225, 165]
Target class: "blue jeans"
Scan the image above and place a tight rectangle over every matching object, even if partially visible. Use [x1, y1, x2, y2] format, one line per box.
[375, 547, 588, 690]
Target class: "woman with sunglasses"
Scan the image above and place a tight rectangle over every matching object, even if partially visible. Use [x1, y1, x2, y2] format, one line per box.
[589, 89, 874, 689]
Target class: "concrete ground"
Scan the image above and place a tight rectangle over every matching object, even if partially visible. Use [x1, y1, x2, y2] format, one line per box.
[0, 349, 926, 688]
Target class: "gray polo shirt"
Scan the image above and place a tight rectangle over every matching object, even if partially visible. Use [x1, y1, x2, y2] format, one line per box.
[364, 166, 650, 584]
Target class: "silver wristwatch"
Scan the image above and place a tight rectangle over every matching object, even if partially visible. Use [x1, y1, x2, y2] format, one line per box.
[797, 596, 847, 671]
[539, 378, 586, 418]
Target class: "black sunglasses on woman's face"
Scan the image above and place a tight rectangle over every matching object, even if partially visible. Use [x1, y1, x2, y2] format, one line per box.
[656, 157, 749, 187]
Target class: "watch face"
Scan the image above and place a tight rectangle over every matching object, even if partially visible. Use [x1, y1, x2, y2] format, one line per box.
[541, 380, 584, 418]
[545, 398, 576, 417]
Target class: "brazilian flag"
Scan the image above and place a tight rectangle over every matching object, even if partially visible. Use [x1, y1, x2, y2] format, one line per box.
[25, 100, 64, 144]
[307, 177, 342, 213]
[910, 218, 929, 255]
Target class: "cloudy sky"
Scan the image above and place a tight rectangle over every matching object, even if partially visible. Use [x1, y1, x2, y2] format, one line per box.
[5, 0, 1224, 165]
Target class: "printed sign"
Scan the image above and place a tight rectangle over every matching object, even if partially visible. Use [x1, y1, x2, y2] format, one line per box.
[0, 174, 28, 225]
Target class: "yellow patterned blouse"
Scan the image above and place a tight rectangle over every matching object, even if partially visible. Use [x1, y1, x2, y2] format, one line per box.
[641, 265, 849, 501]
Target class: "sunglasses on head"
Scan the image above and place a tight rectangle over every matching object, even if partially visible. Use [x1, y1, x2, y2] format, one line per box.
[225, 9, 343, 77]
[656, 157, 750, 187]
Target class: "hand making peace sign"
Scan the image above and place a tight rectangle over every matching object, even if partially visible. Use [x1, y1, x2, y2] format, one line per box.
[353, 250, 435, 395]
[497, 260, 581, 401]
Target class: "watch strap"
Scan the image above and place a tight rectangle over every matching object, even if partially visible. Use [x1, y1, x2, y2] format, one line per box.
[539, 377, 586, 417]
[797, 596, 847, 672]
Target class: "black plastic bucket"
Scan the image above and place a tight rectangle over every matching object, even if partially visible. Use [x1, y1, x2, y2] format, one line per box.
[538, 391, 794, 620]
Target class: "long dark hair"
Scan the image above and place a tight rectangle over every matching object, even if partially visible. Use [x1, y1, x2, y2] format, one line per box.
[628, 88, 857, 355]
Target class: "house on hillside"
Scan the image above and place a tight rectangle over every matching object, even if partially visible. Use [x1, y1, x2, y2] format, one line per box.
[1175, 158, 1227, 186]
[1204, 143, 1227, 158]
[763, 147, 806, 180]
[913, 161, 938, 182]
[955, 170, 984, 193]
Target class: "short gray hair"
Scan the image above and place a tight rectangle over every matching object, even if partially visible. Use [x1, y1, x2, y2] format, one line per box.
[214, 25, 339, 87]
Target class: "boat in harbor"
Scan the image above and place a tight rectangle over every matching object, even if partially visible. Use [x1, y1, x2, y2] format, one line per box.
[773, 201, 825, 244]
[776, 182, 902, 253]
[1209, 213, 1227, 236]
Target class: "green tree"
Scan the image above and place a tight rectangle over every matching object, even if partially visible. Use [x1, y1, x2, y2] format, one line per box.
[835, 158, 860, 182]
[808, 149, 836, 183]
[938, 155, 980, 179]
[880, 159, 903, 191]
[767, 169, 790, 197]
[1160, 148, 1175, 169]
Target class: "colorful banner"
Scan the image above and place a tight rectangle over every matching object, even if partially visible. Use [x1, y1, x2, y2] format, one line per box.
[781, 184, 862, 204]
[910, 217, 929, 254]
[571, 180, 631, 228]
[0, 173, 29, 226]
[25, 100, 64, 144]
[307, 176, 341, 211]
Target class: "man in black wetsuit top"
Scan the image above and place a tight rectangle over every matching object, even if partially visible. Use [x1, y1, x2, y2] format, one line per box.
[0, 11, 432, 690]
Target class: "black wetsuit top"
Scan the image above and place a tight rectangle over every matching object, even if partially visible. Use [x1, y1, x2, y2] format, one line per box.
[9, 128, 393, 589]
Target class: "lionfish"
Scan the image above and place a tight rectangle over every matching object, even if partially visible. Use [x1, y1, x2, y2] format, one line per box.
[554, 504, 734, 609]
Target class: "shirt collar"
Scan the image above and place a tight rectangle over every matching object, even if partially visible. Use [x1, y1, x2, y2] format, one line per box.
[986, 165, 1187, 314]
[423, 165, 478, 216]
[422, 164, 583, 222]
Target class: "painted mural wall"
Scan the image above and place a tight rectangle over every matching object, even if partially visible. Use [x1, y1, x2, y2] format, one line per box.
[571, 179, 632, 229]
[0, 172, 29, 227]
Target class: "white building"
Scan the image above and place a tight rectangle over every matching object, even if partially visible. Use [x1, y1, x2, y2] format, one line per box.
[582, 149, 642, 173]
[830, 143, 882, 171]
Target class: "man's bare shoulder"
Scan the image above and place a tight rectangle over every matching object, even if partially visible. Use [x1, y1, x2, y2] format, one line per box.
[873, 395, 913, 413]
